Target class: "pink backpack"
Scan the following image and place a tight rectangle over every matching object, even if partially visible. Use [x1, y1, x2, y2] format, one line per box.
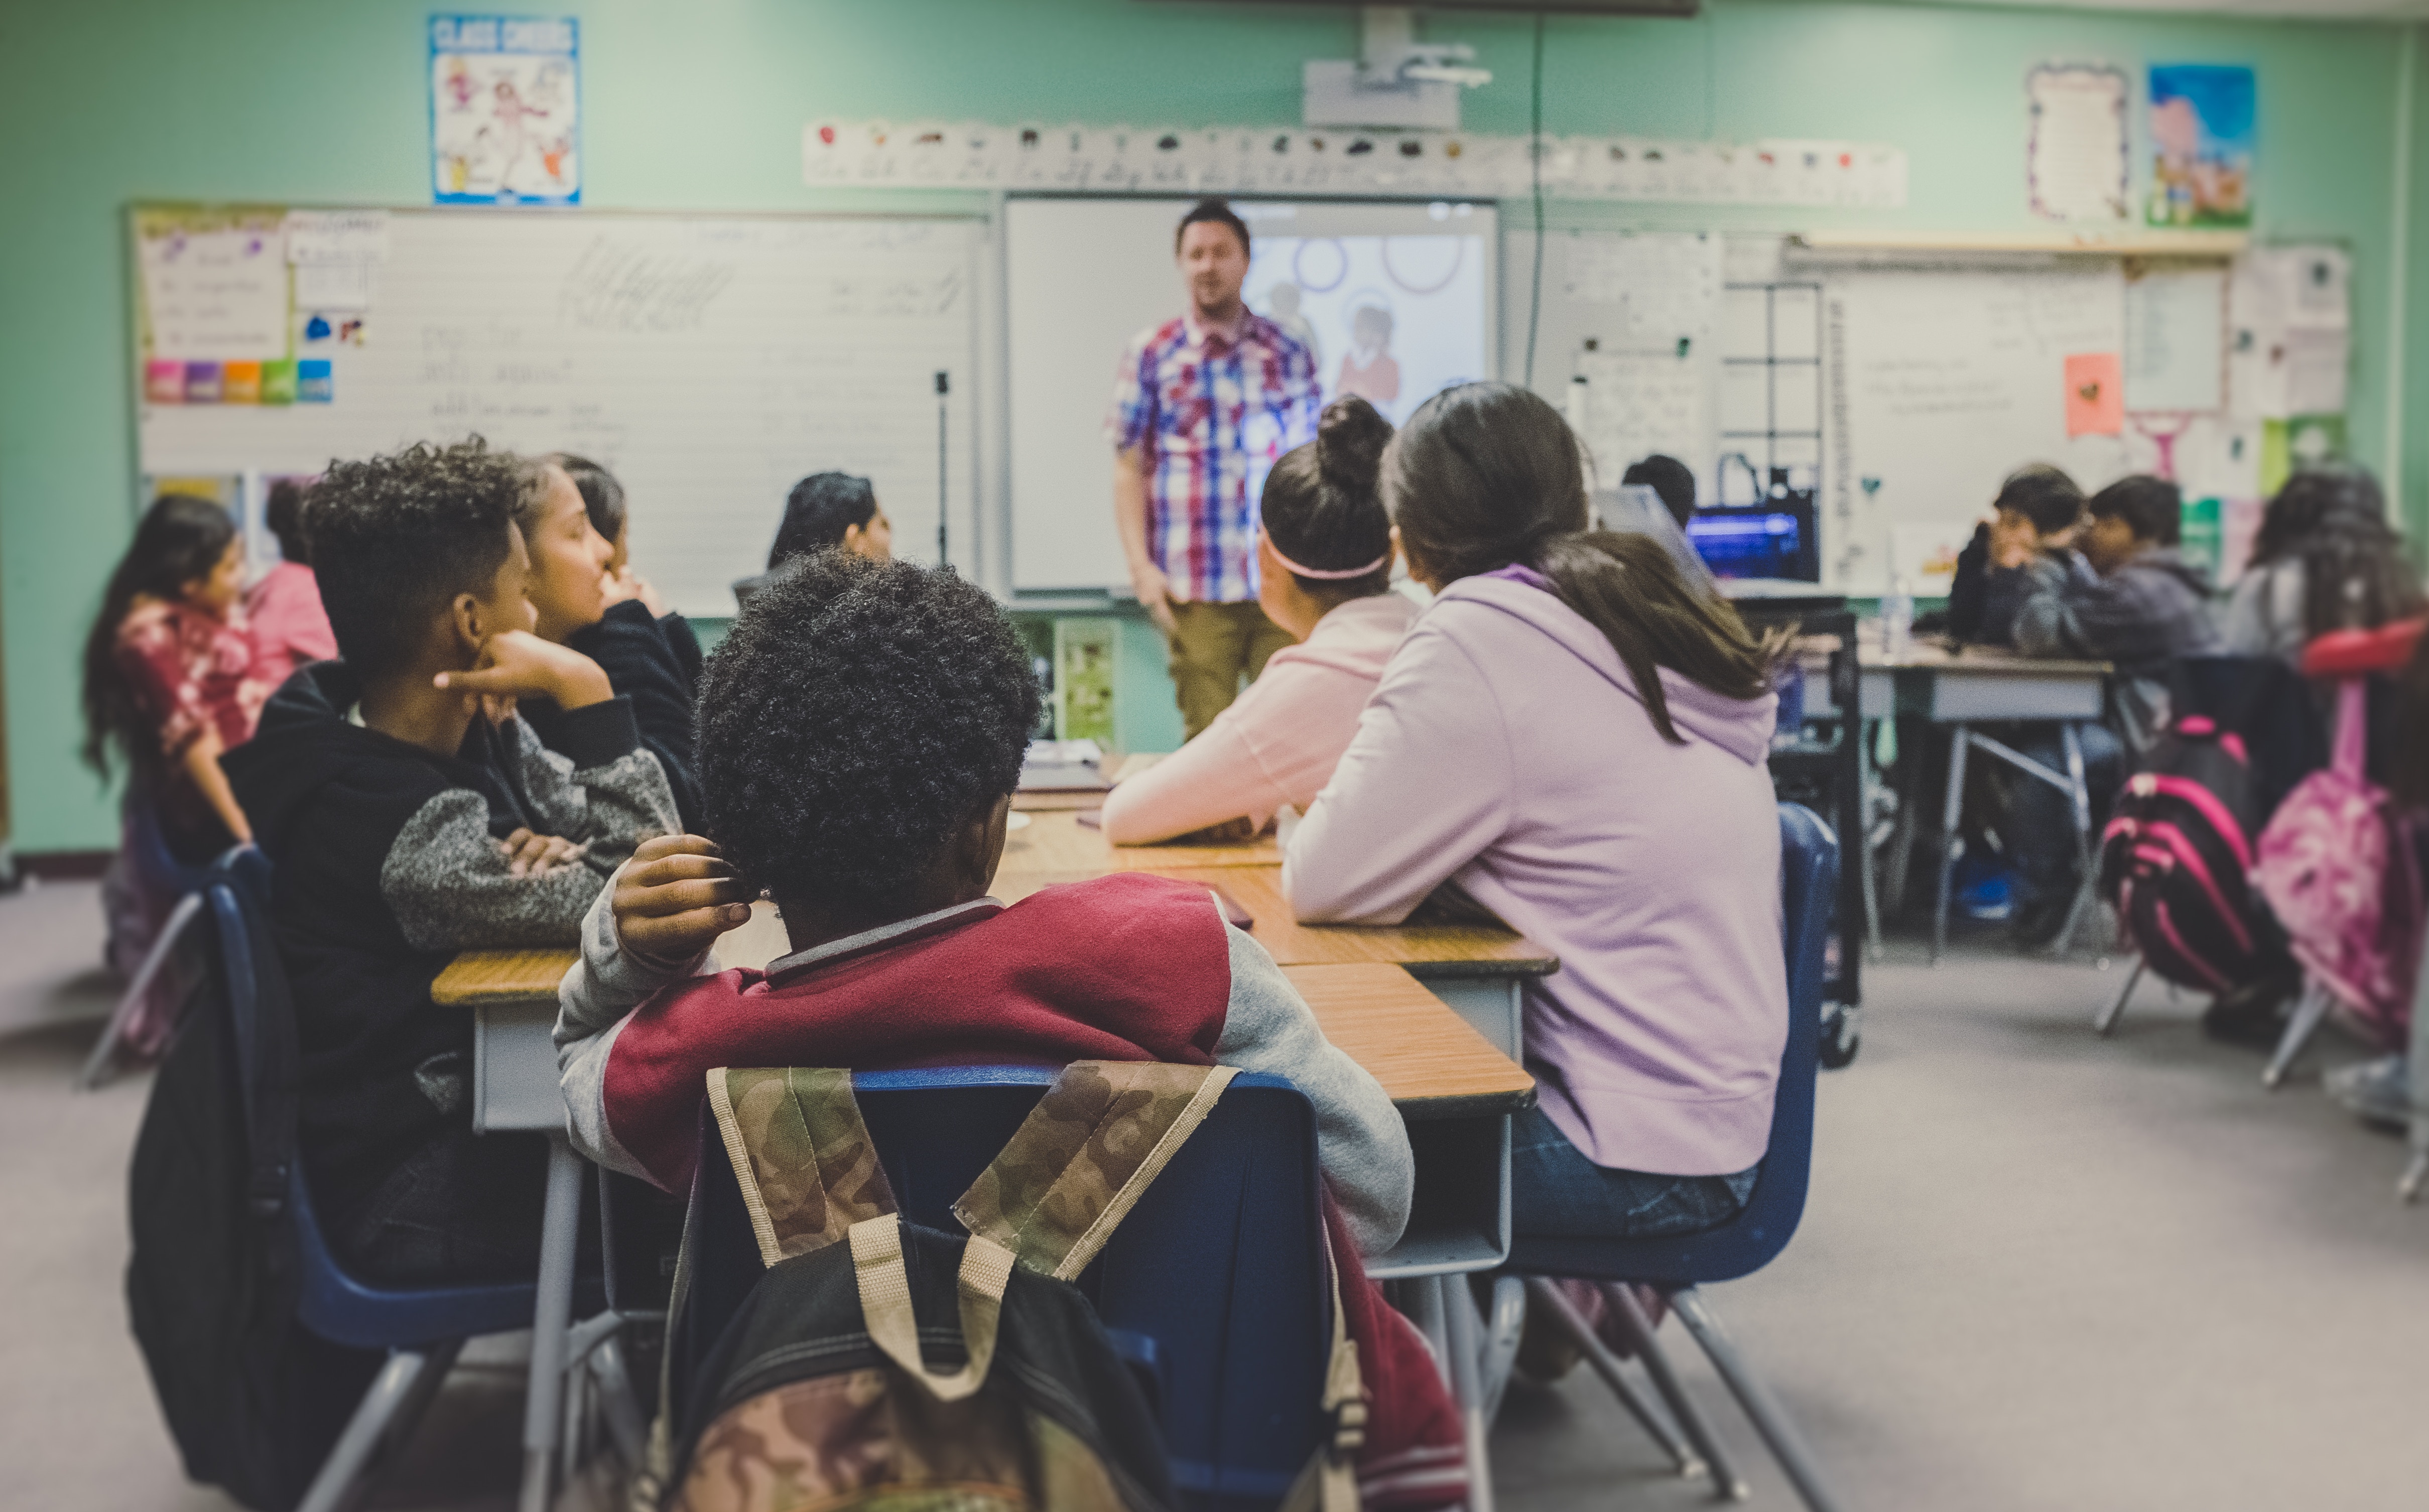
[2251, 680, 2422, 1045]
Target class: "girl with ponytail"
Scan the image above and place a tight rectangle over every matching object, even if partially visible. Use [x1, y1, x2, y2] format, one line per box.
[1100, 396, 1416, 843]
[1288, 381, 1792, 1243]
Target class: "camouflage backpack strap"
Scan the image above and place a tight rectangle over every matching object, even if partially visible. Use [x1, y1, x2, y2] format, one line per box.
[952, 1060, 1239, 1281]
[706, 1067, 898, 1266]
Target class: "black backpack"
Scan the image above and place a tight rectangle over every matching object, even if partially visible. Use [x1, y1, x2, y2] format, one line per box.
[2097, 659, 2310, 994]
[125, 859, 380, 1512]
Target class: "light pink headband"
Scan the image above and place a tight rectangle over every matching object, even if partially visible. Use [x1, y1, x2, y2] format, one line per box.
[1262, 529, 1389, 581]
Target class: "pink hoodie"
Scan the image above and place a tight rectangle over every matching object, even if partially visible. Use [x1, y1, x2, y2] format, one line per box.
[1102, 593, 1416, 844]
[1285, 569, 1785, 1175]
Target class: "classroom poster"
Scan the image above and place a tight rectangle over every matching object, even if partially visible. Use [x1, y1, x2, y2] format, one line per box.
[2064, 352, 2125, 437]
[2147, 65, 2254, 228]
[430, 16, 580, 206]
[2026, 64, 2129, 221]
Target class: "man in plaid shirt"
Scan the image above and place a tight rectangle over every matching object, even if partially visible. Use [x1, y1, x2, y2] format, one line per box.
[1108, 199, 1320, 737]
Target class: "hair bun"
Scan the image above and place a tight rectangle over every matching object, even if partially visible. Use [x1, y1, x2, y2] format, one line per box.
[1316, 396, 1392, 498]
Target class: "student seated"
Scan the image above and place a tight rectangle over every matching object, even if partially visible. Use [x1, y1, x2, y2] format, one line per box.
[554, 552, 1462, 1497]
[223, 439, 678, 1284]
[83, 493, 269, 1030]
[1285, 383, 1788, 1246]
[2326, 626, 2429, 1127]
[1620, 452, 1698, 532]
[730, 470, 893, 606]
[554, 452, 706, 692]
[2005, 474, 2222, 940]
[1943, 463, 2085, 647]
[2220, 466, 2421, 661]
[514, 456, 706, 830]
[244, 478, 338, 688]
[1100, 396, 1414, 844]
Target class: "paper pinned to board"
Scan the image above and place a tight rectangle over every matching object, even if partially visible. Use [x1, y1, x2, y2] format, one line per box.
[141, 223, 290, 363]
[284, 209, 390, 265]
[2065, 351, 2125, 436]
[295, 262, 376, 312]
[1563, 233, 1720, 351]
[2123, 267, 2225, 413]
[1575, 349, 1709, 493]
[2028, 64, 2130, 221]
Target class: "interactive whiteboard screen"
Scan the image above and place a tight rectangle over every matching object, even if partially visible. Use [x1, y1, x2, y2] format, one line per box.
[1006, 197, 1495, 593]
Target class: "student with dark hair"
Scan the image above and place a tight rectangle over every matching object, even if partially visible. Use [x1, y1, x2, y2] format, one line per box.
[550, 452, 706, 691]
[83, 492, 269, 1014]
[1110, 196, 1320, 737]
[222, 439, 678, 1283]
[2004, 473, 2222, 940]
[245, 478, 339, 688]
[83, 492, 265, 858]
[552, 552, 1463, 1496]
[1100, 396, 1413, 844]
[1286, 381, 1789, 1251]
[516, 457, 707, 828]
[2221, 466, 2422, 660]
[731, 471, 893, 606]
[1944, 462, 2086, 646]
[1620, 453, 1698, 531]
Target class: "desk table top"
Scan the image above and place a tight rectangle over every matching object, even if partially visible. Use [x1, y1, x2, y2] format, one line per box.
[999, 807, 1281, 871]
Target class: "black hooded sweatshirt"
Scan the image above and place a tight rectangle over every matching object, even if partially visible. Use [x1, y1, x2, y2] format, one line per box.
[222, 661, 679, 1222]
[519, 599, 706, 831]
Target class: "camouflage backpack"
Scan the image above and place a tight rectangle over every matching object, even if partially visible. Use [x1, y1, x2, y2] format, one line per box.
[650, 1061, 1365, 1512]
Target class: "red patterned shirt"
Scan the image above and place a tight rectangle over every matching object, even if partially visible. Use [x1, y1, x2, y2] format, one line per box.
[115, 599, 269, 829]
[1107, 311, 1319, 604]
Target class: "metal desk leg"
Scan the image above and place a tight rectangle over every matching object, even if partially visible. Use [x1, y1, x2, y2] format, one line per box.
[2050, 722, 2100, 957]
[1442, 1278, 1496, 1512]
[519, 1133, 585, 1512]
[1932, 724, 1970, 964]
[1858, 718, 1884, 961]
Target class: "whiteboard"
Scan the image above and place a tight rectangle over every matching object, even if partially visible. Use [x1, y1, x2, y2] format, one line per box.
[138, 209, 981, 617]
[1821, 265, 2129, 593]
[1005, 197, 1496, 594]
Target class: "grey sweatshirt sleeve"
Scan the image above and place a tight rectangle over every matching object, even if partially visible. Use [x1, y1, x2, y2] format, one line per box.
[378, 705, 679, 954]
[554, 868, 719, 1181]
[2011, 553, 2096, 660]
[503, 705, 679, 874]
[1212, 914, 1415, 1256]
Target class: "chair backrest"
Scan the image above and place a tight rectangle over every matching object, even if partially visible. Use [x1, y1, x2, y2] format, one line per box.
[198, 849, 541, 1349]
[1509, 801, 1839, 1285]
[676, 1067, 1328, 1510]
[127, 797, 218, 897]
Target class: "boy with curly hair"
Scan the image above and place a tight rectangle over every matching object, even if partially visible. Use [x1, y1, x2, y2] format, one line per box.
[223, 438, 679, 1284]
[555, 552, 1468, 1506]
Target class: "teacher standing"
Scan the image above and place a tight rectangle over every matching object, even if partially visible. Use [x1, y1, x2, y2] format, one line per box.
[1108, 198, 1320, 738]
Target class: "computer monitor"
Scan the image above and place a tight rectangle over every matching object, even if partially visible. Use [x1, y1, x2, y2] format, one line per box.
[1688, 491, 1819, 582]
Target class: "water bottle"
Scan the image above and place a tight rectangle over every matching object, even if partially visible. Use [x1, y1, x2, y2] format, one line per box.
[1881, 573, 1914, 662]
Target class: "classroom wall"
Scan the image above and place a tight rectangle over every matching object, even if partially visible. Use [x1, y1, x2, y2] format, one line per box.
[1, 0, 2415, 852]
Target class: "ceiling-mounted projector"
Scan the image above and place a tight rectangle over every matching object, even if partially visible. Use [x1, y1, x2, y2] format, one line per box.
[1285, 3, 1697, 132]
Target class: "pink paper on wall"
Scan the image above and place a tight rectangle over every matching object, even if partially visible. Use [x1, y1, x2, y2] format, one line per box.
[2065, 351, 2125, 437]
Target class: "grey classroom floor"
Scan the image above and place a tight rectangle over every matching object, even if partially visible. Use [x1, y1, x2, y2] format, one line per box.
[4, 878, 2426, 1511]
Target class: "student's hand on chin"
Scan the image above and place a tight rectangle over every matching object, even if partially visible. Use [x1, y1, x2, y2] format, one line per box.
[438, 629, 614, 709]
[615, 834, 756, 962]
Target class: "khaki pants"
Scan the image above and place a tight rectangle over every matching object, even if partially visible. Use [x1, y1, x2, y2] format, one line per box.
[1167, 599, 1295, 739]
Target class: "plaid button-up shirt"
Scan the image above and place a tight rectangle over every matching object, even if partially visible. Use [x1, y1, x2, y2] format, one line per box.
[1107, 311, 1319, 603]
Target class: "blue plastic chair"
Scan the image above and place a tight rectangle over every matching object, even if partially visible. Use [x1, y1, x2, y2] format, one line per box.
[671, 1067, 1330, 1512]
[196, 847, 609, 1512]
[81, 800, 219, 1088]
[1508, 802, 1843, 1512]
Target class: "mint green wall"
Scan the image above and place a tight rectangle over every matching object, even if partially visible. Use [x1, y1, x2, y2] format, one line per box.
[0, 0, 2411, 849]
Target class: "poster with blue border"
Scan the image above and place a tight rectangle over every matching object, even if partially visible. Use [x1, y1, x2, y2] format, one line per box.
[430, 15, 580, 206]
[2147, 64, 2253, 228]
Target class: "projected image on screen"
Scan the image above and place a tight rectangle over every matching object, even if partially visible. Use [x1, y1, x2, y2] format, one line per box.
[1243, 215, 1488, 427]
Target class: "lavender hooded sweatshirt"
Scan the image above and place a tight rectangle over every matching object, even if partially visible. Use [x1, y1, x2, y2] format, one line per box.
[1285, 568, 1786, 1175]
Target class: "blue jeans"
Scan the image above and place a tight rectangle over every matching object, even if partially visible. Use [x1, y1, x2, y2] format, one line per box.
[2002, 720, 2124, 908]
[1510, 1105, 1759, 1240]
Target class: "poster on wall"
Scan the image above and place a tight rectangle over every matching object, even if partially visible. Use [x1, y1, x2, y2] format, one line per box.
[430, 15, 580, 206]
[2147, 64, 2253, 228]
[2026, 64, 2129, 221]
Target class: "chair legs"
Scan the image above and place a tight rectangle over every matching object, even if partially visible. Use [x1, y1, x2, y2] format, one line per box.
[1477, 1276, 1526, 1425]
[296, 1340, 463, 1512]
[2095, 957, 2145, 1038]
[1669, 1288, 1846, 1512]
[1521, 1278, 1702, 1480]
[78, 891, 204, 1090]
[2262, 979, 2335, 1089]
[1602, 1284, 1749, 1501]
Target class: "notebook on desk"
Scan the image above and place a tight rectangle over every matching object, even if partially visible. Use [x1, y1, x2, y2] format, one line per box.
[1018, 738, 1109, 792]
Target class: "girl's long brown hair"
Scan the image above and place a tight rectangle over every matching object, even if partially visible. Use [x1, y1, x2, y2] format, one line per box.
[1384, 382, 1777, 744]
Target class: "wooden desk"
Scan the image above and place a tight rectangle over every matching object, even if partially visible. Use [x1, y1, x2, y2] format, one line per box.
[999, 807, 1281, 871]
